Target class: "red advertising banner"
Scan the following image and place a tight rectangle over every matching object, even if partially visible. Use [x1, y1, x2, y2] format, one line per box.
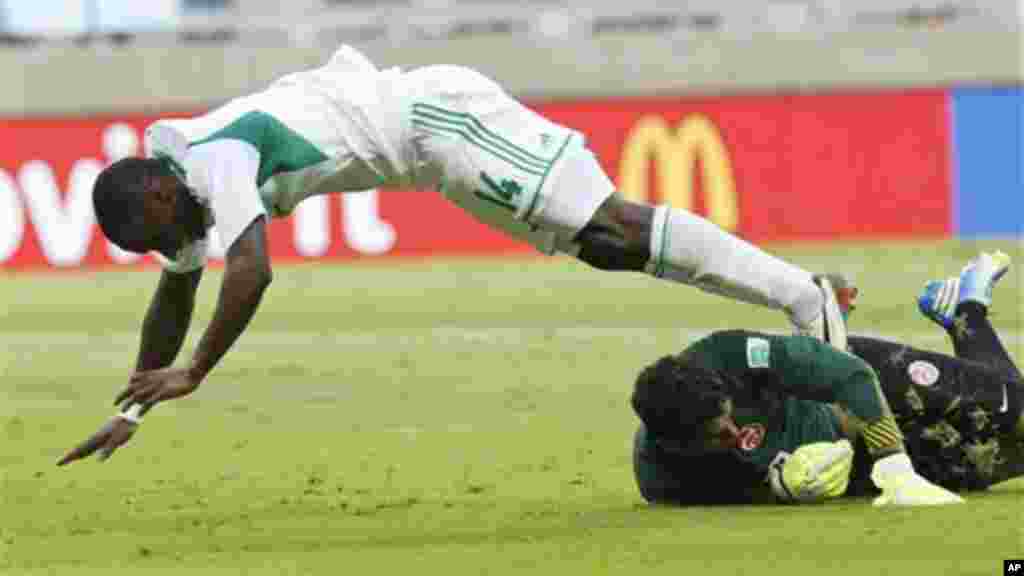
[538, 89, 952, 242]
[0, 90, 951, 270]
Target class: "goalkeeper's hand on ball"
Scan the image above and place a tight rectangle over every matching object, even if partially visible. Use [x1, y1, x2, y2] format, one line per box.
[767, 439, 854, 503]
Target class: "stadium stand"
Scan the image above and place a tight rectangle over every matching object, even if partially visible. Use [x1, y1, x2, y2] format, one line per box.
[0, 0, 1015, 48]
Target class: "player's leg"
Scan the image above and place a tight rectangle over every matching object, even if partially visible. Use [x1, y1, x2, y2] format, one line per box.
[916, 251, 1024, 484]
[919, 251, 1018, 379]
[574, 192, 853, 347]
[849, 334, 1021, 490]
[409, 65, 849, 346]
[917, 252, 1024, 431]
[849, 336, 1017, 427]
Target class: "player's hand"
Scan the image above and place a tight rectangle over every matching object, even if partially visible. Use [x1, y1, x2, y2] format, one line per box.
[56, 416, 139, 466]
[114, 367, 201, 414]
[767, 439, 854, 503]
[870, 453, 965, 507]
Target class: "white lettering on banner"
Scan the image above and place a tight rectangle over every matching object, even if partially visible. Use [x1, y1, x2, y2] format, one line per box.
[295, 195, 329, 257]
[294, 191, 396, 257]
[103, 123, 143, 264]
[18, 159, 100, 267]
[343, 190, 395, 255]
[103, 123, 139, 161]
[0, 122, 400, 268]
[0, 170, 24, 262]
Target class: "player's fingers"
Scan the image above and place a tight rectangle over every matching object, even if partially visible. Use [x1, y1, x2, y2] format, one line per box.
[57, 434, 104, 466]
[97, 439, 118, 462]
[140, 386, 181, 415]
[139, 398, 160, 416]
[114, 383, 141, 406]
[99, 422, 139, 462]
[57, 448, 85, 466]
[129, 385, 163, 410]
[118, 383, 160, 410]
[116, 372, 157, 405]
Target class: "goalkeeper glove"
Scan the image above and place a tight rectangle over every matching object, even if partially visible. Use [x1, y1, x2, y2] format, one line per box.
[870, 452, 965, 507]
[767, 439, 854, 503]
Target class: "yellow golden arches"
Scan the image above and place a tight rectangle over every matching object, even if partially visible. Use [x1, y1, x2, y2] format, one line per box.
[618, 114, 738, 231]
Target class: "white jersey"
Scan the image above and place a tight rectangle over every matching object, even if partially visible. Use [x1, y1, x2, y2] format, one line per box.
[146, 45, 613, 272]
[145, 45, 418, 272]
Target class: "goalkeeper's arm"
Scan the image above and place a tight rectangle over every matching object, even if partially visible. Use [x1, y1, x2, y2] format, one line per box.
[768, 342, 964, 506]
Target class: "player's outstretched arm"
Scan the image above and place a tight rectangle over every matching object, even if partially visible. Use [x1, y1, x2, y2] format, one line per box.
[185, 216, 272, 386]
[116, 216, 273, 414]
[136, 268, 204, 372]
[56, 267, 203, 467]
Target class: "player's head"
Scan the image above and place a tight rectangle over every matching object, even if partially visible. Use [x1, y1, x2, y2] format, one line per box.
[92, 157, 204, 260]
[631, 355, 740, 455]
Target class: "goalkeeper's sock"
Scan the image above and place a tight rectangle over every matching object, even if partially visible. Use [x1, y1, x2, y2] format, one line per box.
[645, 205, 821, 327]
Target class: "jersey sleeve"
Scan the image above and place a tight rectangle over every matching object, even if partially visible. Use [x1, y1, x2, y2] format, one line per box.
[185, 139, 267, 254]
[683, 331, 888, 424]
[769, 336, 887, 423]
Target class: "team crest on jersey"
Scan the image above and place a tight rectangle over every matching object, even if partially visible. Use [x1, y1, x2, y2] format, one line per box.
[907, 360, 940, 388]
[736, 423, 766, 452]
[746, 338, 771, 368]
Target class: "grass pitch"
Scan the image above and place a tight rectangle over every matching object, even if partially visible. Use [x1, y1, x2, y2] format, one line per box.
[1, 240, 1022, 575]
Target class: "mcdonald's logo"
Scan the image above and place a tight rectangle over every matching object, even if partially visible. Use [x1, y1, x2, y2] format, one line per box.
[618, 114, 738, 231]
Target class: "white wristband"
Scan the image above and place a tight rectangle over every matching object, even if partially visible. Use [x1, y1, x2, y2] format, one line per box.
[117, 403, 144, 424]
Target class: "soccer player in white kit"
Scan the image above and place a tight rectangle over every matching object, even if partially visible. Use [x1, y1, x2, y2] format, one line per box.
[58, 46, 851, 465]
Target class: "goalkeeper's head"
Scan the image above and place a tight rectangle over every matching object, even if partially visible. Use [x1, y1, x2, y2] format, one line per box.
[631, 355, 741, 454]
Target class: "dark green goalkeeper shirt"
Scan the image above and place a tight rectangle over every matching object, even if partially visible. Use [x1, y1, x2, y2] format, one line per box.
[659, 330, 884, 471]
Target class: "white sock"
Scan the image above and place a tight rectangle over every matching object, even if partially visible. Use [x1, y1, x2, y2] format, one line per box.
[646, 205, 822, 327]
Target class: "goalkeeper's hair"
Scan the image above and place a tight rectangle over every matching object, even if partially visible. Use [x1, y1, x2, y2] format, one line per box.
[92, 157, 168, 254]
[631, 355, 732, 442]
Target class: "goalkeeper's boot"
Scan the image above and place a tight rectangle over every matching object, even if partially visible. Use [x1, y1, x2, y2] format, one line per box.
[918, 251, 1011, 328]
[871, 453, 965, 507]
[799, 274, 857, 351]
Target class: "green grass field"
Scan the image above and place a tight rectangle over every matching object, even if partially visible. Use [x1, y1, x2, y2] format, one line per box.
[1, 240, 1022, 575]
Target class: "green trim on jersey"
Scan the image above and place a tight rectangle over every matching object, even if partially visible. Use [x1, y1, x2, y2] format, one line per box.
[189, 111, 328, 187]
[412, 103, 555, 173]
[521, 132, 574, 223]
[412, 118, 547, 177]
[154, 154, 187, 184]
[411, 102, 576, 223]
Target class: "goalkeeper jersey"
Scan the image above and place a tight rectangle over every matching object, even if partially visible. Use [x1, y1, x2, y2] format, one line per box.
[662, 330, 885, 472]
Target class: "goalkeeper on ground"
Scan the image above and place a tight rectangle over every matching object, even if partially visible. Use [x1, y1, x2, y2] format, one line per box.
[632, 252, 1022, 506]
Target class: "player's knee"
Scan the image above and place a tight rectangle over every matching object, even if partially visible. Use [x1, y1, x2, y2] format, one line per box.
[596, 195, 652, 252]
[576, 225, 646, 271]
[576, 198, 651, 271]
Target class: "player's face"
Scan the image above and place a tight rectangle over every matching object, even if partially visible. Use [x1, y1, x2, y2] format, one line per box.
[660, 398, 740, 456]
[141, 182, 191, 260]
[698, 411, 741, 454]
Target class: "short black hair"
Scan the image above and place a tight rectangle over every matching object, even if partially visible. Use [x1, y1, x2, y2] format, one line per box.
[92, 157, 166, 254]
[631, 355, 732, 442]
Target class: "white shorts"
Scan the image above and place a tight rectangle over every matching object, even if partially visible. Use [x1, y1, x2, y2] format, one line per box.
[405, 66, 615, 255]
